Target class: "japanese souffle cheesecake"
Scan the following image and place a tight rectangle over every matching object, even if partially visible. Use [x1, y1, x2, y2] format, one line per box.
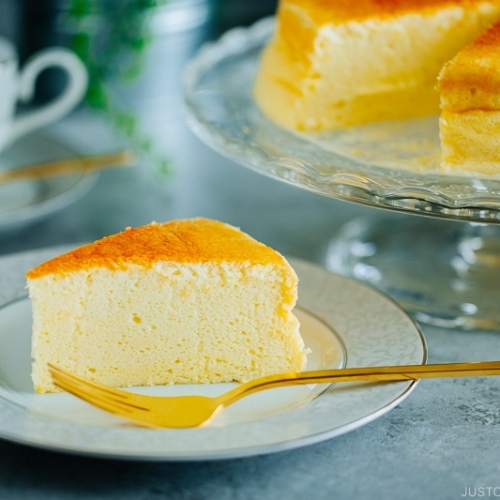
[254, 0, 500, 132]
[438, 21, 500, 174]
[27, 218, 308, 393]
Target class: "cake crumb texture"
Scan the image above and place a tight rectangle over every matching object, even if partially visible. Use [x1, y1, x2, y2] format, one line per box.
[439, 20, 500, 111]
[438, 21, 500, 173]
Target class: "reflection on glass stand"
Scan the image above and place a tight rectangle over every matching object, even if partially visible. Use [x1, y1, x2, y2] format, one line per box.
[183, 17, 500, 330]
[327, 216, 500, 330]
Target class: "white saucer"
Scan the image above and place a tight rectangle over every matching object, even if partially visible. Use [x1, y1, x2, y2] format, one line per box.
[0, 246, 426, 460]
[0, 132, 97, 232]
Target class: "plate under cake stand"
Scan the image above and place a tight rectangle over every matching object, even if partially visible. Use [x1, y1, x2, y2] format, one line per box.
[183, 17, 500, 330]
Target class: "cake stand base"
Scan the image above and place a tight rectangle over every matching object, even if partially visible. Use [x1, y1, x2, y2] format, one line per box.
[326, 215, 500, 330]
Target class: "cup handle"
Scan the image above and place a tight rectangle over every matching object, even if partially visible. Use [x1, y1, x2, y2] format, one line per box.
[8, 47, 88, 145]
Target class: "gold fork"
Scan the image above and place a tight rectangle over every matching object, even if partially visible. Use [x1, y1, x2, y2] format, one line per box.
[48, 361, 500, 429]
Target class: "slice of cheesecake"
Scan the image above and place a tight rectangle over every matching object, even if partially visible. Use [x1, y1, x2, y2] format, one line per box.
[438, 21, 500, 174]
[254, 0, 500, 131]
[27, 218, 307, 393]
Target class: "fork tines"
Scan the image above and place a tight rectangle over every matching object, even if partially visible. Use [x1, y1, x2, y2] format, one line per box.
[47, 363, 149, 415]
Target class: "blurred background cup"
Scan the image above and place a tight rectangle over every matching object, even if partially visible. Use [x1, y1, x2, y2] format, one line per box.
[0, 36, 87, 154]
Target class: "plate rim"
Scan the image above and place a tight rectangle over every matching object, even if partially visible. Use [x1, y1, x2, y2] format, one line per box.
[0, 246, 427, 461]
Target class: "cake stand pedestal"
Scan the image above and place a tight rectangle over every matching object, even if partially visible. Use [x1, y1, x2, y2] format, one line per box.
[327, 216, 500, 329]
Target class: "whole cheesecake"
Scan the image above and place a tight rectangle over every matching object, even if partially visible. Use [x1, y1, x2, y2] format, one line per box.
[27, 218, 308, 393]
[438, 21, 500, 174]
[254, 0, 500, 131]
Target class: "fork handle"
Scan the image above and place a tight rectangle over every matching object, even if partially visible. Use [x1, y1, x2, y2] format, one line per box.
[221, 361, 500, 405]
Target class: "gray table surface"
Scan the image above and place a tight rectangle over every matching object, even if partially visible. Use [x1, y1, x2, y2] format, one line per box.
[0, 108, 498, 500]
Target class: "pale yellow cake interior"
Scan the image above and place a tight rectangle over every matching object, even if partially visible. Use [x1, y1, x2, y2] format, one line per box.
[27, 218, 307, 393]
[438, 21, 500, 174]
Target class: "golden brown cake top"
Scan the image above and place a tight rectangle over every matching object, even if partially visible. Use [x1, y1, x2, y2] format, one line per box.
[26, 218, 287, 279]
[438, 21, 500, 111]
[281, 0, 500, 24]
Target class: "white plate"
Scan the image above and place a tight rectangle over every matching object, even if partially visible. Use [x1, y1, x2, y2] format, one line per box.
[0, 132, 97, 232]
[0, 246, 426, 460]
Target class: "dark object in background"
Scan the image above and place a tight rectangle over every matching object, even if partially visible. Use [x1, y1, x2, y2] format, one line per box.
[0, 0, 76, 102]
[0, 1, 67, 63]
[212, 0, 277, 36]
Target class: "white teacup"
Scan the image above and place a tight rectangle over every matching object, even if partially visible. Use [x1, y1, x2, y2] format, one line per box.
[0, 36, 88, 152]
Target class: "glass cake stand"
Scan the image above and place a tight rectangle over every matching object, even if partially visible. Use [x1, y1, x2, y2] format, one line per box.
[183, 17, 500, 330]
